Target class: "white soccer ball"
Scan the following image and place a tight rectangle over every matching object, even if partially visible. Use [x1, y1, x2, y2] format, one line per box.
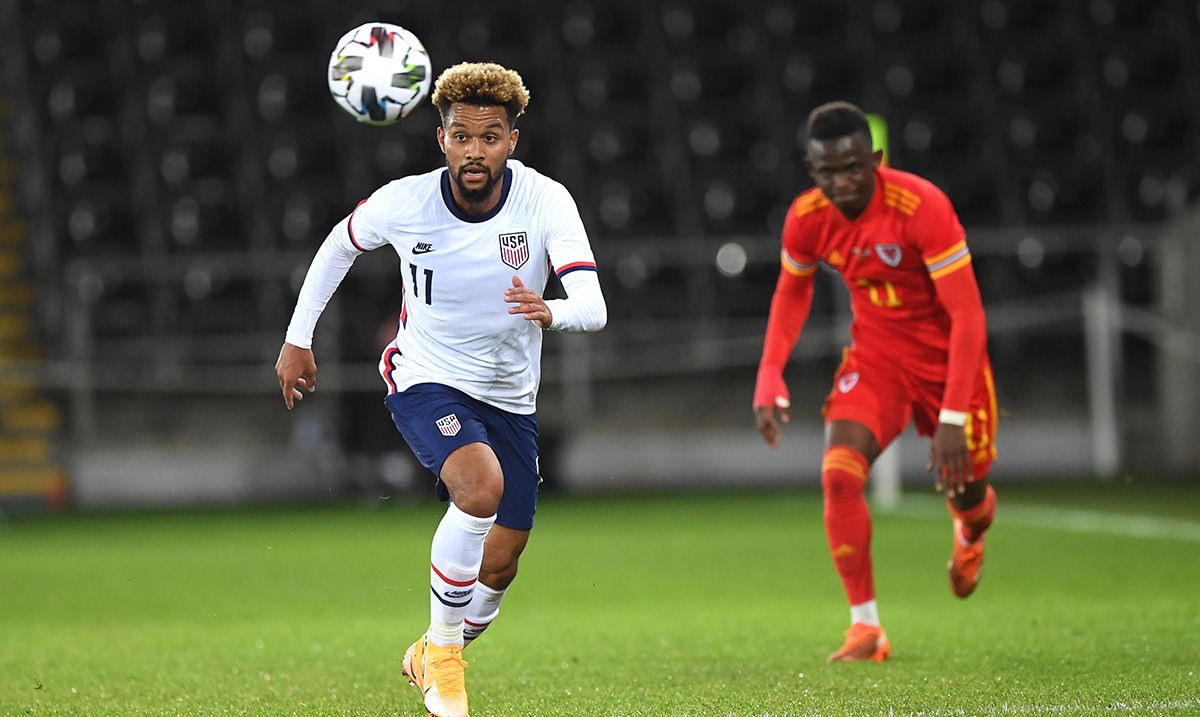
[327, 22, 432, 125]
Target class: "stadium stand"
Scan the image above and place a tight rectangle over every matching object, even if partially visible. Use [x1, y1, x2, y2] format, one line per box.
[2, 0, 1199, 504]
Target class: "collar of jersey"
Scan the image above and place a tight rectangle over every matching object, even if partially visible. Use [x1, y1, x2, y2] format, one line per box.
[440, 166, 514, 223]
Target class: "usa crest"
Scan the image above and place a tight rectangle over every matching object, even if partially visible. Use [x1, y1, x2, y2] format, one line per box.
[875, 243, 902, 267]
[498, 232, 529, 270]
[435, 414, 462, 437]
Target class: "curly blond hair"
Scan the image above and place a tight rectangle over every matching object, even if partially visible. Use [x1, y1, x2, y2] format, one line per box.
[431, 62, 530, 125]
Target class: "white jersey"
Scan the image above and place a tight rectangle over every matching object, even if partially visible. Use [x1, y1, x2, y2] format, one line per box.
[285, 160, 605, 414]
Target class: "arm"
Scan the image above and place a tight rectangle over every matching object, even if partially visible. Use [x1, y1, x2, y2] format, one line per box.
[753, 252, 816, 448]
[276, 189, 391, 409]
[522, 182, 605, 332]
[927, 260, 988, 495]
[275, 223, 360, 409]
[505, 266, 606, 332]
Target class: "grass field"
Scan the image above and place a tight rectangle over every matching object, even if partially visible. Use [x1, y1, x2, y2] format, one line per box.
[2, 480, 1198, 716]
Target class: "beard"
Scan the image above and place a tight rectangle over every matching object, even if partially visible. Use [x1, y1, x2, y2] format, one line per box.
[451, 161, 503, 205]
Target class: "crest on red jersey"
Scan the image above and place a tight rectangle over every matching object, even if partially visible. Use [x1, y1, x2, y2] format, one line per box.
[838, 372, 859, 393]
[875, 243, 902, 267]
[499, 232, 529, 270]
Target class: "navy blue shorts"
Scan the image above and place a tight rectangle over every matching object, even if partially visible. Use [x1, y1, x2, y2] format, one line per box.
[384, 383, 540, 530]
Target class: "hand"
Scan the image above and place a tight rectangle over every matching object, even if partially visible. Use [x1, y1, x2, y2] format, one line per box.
[753, 367, 790, 448]
[928, 422, 971, 497]
[275, 343, 317, 410]
[505, 275, 552, 328]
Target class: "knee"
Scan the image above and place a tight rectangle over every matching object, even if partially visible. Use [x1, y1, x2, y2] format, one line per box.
[452, 474, 503, 517]
[821, 446, 869, 502]
[442, 443, 505, 517]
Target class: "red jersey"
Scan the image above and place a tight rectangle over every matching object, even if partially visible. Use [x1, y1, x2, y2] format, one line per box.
[780, 167, 979, 386]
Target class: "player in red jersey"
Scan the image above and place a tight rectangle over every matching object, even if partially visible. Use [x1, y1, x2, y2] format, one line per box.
[753, 102, 998, 663]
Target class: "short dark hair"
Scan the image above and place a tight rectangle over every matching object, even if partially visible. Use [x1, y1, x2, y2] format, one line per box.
[806, 101, 871, 143]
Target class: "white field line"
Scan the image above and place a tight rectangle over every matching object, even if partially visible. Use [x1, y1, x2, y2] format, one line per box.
[887, 495, 1200, 543]
[704, 698, 1200, 716]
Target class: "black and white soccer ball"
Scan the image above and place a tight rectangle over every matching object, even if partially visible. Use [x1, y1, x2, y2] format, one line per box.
[327, 22, 432, 125]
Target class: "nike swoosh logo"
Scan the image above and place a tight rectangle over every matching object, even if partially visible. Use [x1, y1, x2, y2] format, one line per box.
[412, 247, 435, 254]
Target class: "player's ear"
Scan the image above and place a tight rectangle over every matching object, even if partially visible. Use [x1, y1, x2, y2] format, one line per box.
[436, 126, 446, 154]
[508, 127, 519, 156]
[873, 148, 885, 167]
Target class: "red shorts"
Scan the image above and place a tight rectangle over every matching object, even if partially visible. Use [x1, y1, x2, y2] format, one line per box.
[823, 347, 998, 480]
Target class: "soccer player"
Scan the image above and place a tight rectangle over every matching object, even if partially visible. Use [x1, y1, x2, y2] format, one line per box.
[753, 101, 997, 663]
[275, 63, 606, 717]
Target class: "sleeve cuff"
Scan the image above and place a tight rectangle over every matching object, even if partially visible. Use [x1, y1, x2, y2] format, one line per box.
[938, 408, 968, 426]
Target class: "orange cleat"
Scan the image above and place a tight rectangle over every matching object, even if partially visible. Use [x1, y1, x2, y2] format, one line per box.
[402, 632, 470, 717]
[948, 519, 986, 598]
[828, 622, 891, 663]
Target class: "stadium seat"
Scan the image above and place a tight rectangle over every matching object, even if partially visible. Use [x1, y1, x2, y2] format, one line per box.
[144, 62, 223, 126]
[161, 180, 243, 251]
[259, 129, 335, 183]
[587, 174, 674, 238]
[24, 3, 105, 68]
[1016, 162, 1106, 224]
[62, 191, 137, 255]
[272, 184, 344, 245]
[559, 0, 647, 50]
[155, 121, 231, 188]
[253, 64, 326, 123]
[240, 9, 317, 61]
[132, 10, 214, 66]
[42, 66, 117, 125]
[569, 55, 653, 114]
[54, 119, 125, 188]
[659, 0, 753, 44]
[776, 46, 867, 111]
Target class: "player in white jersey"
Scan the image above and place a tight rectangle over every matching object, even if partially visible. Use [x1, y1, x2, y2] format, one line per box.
[275, 63, 605, 717]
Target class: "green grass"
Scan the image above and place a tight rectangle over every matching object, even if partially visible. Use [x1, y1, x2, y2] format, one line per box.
[2, 481, 1198, 716]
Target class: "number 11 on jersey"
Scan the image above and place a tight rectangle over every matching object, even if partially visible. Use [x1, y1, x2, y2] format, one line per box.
[409, 263, 433, 305]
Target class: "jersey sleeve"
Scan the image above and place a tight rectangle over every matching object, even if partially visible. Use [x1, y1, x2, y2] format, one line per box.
[909, 185, 987, 414]
[909, 186, 969, 279]
[283, 186, 394, 348]
[542, 181, 598, 279]
[780, 198, 820, 278]
[541, 182, 606, 332]
[341, 183, 394, 253]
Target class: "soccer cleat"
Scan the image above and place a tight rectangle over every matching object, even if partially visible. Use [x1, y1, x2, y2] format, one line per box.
[948, 518, 986, 598]
[828, 622, 890, 663]
[402, 633, 470, 717]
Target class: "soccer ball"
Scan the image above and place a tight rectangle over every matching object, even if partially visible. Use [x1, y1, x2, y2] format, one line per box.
[327, 22, 432, 125]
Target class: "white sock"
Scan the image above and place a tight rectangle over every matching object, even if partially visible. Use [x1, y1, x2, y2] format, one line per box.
[428, 503, 495, 647]
[850, 599, 881, 627]
[463, 582, 507, 645]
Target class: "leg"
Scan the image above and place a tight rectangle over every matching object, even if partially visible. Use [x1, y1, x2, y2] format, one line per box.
[404, 442, 500, 717]
[823, 420, 890, 662]
[823, 421, 879, 611]
[464, 525, 529, 645]
[944, 369, 1000, 598]
[429, 442, 503, 647]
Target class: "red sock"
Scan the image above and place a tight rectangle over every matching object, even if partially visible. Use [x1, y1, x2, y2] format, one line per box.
[950, 485, 996, 544]
[821, 446, 874, 605]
